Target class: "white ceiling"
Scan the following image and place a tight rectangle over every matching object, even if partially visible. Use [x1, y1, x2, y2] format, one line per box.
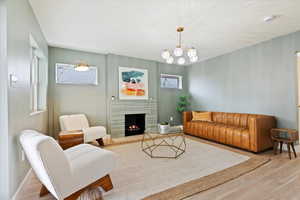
[29, 0, 300, 63]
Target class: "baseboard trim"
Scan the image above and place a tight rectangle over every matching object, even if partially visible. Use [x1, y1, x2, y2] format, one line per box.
[11, 168, 32, 200]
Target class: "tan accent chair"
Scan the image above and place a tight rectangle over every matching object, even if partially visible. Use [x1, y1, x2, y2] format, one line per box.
[183, 111, 276, 152]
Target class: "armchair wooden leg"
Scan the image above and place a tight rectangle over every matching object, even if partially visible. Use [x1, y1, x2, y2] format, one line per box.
[287, 143, 291, 160]
[273, 141, 278, 155]
[291, 143, 297, 158]
[40, 185, 50, 197]
[64, 174, 113, 200]
[96, 138, 105, 146]
[100, 174, 113, 192]
[65, 192, 82, 200]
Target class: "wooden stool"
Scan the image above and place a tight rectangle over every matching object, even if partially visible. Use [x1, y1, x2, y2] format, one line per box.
[271, 128, 298, 160]
[58, 130, 84, 150]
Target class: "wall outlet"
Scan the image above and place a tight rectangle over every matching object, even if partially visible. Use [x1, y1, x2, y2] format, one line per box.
[9, 74, 18, 87]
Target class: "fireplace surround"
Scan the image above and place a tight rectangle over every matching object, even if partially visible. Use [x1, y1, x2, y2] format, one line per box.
[125, 114, 145, 136]
[109, 100, 158, 138]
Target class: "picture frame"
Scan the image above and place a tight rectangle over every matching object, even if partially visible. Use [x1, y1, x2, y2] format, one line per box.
[118, 67, 148, 100]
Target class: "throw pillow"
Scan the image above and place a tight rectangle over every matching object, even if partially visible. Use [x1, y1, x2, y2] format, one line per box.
[192, 111, 212, 122]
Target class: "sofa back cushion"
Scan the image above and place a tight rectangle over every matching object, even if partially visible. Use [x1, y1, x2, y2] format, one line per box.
[212, 112, 251, 128]
[192, 111, 212, 122]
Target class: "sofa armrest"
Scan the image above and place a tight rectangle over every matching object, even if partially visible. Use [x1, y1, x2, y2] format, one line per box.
[183, 111, 192, 122]
[183, 112, 192, 132]
[248, 116, 276, 152]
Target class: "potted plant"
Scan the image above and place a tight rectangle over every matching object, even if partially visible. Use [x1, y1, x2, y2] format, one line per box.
[159, 121, 170, 134]
[176, 95, 190, 113]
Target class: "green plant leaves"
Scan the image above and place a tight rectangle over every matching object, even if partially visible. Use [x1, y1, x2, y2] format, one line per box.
[176, 94, 190, 113]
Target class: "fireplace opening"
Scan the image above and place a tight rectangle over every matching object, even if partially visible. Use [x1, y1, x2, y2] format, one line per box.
[125, 114, 145, 136]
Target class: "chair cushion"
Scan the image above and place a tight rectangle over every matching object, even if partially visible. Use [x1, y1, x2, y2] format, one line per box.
[82, 126, 107, 142]
[64, 144, 117, 195]
[60, 114, 90, 131]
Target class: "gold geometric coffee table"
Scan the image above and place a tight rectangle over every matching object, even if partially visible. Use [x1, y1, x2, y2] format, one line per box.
[141, 132, 186, 159]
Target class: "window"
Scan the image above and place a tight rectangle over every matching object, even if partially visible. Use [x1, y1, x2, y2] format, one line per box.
[55, 63, 98, 85]
[160, 74, 182, 89]
[30, 35, 47, 114]
[31, 49, 39, 112]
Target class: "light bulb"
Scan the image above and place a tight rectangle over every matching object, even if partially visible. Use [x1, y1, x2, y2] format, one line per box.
[173, 47, 183, 57]
[75, 63, 89, 71]
[161, 50, 170, 59]
[190, 55, 198, 63]
[166, 56, 174, 64]
[187, 47, 197, 58]
[75, 66, 89, 71]
[177, 57, 185, 65]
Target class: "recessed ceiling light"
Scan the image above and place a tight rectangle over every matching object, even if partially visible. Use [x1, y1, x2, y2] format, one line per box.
[263, 15, 279, 23]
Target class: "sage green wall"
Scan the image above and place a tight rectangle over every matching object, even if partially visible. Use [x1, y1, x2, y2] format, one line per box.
[187, 31, 300, 129]
[158, 63, 188, 125]
[48, 49, 188, 137]
[48, 47, 107, 137]
[7, 0, 48, 197]
[0, 0, 9, 199]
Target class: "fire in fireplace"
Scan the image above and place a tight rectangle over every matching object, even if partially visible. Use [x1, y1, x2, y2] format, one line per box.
[125, 114, 145, 136]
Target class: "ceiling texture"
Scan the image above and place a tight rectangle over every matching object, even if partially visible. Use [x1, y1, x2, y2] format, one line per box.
[29, 0, 300, 64]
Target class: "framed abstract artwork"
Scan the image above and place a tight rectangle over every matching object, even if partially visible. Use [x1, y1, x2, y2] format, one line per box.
[119, 67, 148, 100]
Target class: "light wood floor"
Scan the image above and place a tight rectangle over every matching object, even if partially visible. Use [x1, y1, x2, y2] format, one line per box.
[18, 137, 300, 200]
[186, 151, 300, 200]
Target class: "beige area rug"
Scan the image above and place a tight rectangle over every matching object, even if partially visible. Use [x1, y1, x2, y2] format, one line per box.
[102, 137, 269, 200]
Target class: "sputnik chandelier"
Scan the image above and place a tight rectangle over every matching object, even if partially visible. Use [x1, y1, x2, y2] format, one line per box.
[161, 27, 198, 65]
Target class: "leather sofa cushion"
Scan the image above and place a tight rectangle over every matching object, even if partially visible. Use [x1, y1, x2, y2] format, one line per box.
[185, 121, 251, 150]
[192, 111, 212, 122]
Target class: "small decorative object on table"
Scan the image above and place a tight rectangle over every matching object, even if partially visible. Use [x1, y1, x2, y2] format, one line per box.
[271, 128, 298, 159]
[158, 122, 170, 134]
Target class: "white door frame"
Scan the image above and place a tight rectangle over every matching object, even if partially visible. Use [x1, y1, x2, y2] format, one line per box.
[0, 0, 9, 199]
[296, 52, 300, 143]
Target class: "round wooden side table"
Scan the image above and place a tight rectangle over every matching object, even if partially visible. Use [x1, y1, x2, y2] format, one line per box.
[270, 128, 298, 160]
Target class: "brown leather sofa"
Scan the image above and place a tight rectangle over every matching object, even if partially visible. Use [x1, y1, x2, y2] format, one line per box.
[183, 111, 276, 152]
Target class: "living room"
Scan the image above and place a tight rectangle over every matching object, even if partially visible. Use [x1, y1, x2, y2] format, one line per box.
[1, 0, 300, 200]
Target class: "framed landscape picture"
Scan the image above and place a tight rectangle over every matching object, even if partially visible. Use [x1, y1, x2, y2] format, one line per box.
[119, 67, 148, 100]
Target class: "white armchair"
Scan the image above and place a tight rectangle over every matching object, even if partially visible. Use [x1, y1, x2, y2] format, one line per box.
[19, 130, 116, 200]
[59, 114, 107, 145]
